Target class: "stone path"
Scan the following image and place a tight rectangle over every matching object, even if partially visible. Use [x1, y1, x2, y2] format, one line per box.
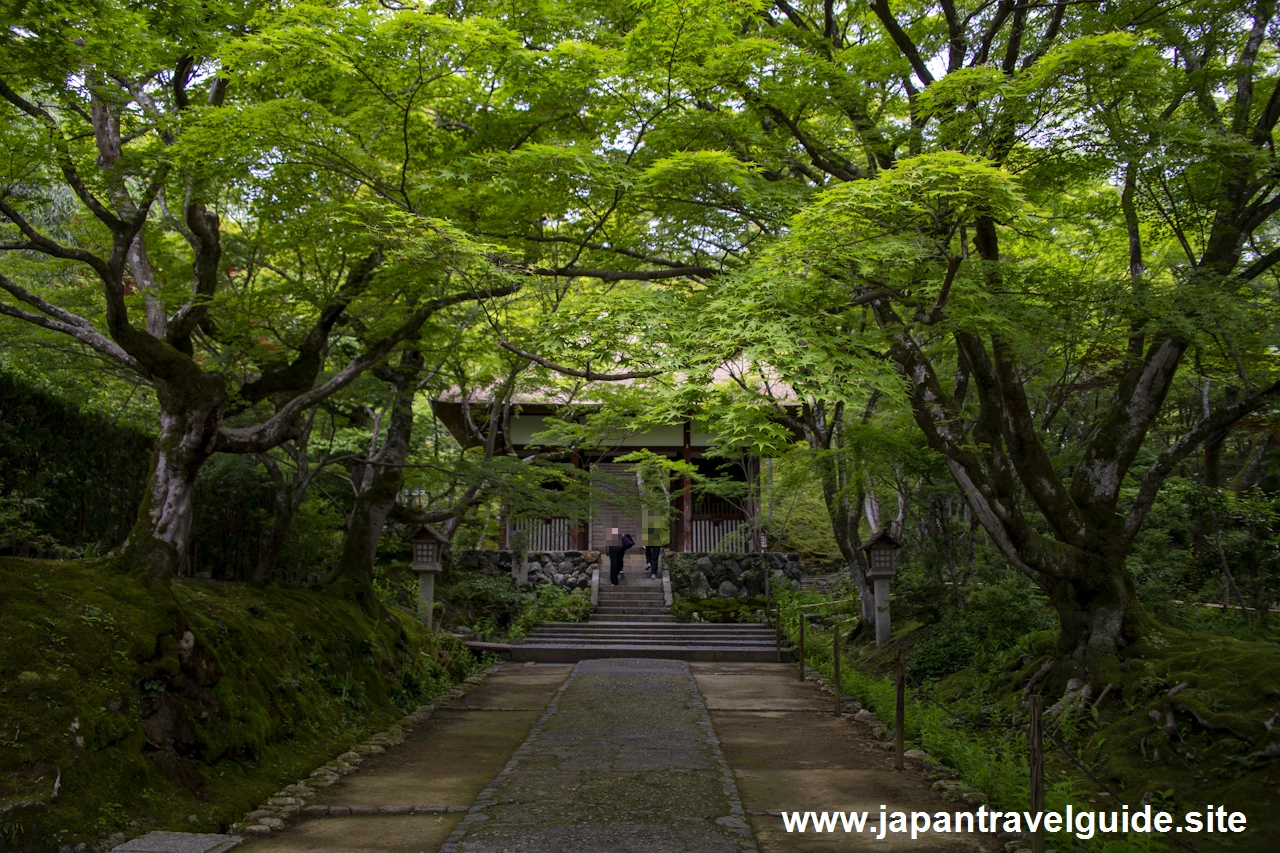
[240, 660, 999, 853]
[693, 663, 997, 853]
[441, 659, 754, 853]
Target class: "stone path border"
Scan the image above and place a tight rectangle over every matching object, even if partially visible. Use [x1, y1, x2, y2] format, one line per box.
[296, 804, 470, 816]
[686, 666, 760, 851]
[227, 665, 502, 839]
[436, 661, 577, 852]
[805, 669, 991, 807]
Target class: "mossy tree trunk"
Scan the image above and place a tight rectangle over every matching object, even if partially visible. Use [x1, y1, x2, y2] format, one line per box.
[330, 350, 421, 607]
[121, 376, 229, 582]
[864, 196, 1280, 686]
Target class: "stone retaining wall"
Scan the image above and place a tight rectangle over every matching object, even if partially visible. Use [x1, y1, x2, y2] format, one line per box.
[662, 552, 824, 599]
[456, 549, 831, 598]
[458, 549, 599, 590]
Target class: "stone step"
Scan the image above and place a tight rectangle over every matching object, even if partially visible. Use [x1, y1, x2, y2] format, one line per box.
[532, 620, 768, 628]
[602, 577, 662, 588]
[531, 623, 771, 634]
[589, 614, 678, 623]
[596, 594, 665, 604]
[509, 644, 786, 663]
[593, 604, 668, 612]
[530, 634, 773, 644]
[594, 597, 665, 604]
[519, 637, 777, 649]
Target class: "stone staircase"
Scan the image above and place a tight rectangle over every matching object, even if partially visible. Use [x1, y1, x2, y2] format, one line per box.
[508, 562, 787, 663]
[799, 572, 842, 594]
[593, 572, 673, 622]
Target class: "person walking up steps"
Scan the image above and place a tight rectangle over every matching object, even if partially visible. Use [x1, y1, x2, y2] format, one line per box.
[637, 462, 671, 579]
[606, 527, 635, 585]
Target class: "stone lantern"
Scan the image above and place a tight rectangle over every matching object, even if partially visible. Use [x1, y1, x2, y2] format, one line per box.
[861, 530, 901, 647]
[410, 528, 444, 629]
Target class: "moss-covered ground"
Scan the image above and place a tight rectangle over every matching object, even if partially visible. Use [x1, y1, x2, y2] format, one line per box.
[0, 557, 484, 852]
[778, 586, 1280, 852]
[670, 596, 769, 623]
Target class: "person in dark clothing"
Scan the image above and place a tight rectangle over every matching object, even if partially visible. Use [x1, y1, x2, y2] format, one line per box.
[606, 527, 635, 585]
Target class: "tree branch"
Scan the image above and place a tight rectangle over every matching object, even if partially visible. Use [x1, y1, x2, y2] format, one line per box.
[498, 337, 662, 380]
[869, 0, 935, 86]
[0, 77, 124, 230]
[0, 271, 140, 369]
[1124, 379, 1280, 540]
[528, 265, 719, 281]
[216, 283, 520, 453]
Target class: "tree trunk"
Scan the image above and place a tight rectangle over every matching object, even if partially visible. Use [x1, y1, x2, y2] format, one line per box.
[121, 379, 226, 581]
[1042, 548, 1148, 683]
[254, 433, 323, 583]
[813, 452, 877, 630]
[255, 478, 305, 583]
[330, 355, 419, 606]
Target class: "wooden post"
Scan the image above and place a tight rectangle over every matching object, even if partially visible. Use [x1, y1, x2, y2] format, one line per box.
[832, 622, 842, 717]
[682, 420, 692, 552]
[894, 644, 906, 770]
[765, 561, 773, 611]
[1029, 694, 1045, 853]
[798, 614, 806, 681]
[774, 607, 782, 662]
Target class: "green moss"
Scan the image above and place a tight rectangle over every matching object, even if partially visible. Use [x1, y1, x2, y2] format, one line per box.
[670, 596, 768, 623]
[776, 585, 1280, 852]
[0, 557, 483, 851]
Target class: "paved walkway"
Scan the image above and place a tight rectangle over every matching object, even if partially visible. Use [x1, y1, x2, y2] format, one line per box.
[442, 659, 754, 853]
[241, 661, 999, 853]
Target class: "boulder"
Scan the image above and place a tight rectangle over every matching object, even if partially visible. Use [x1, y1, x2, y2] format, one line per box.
[695, 556, 714, 574]
[717, 580, 739, 598]
[691, 571, 710, 592]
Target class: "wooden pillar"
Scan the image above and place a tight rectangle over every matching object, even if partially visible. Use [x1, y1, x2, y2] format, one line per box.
[682, 420, 692, 552]
[571, 450, 582, 550]
[748, 455, 761, 553]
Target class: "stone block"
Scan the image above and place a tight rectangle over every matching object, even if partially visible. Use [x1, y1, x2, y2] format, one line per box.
[111, 833, 243, 853]
[412, 804, 446, 813]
